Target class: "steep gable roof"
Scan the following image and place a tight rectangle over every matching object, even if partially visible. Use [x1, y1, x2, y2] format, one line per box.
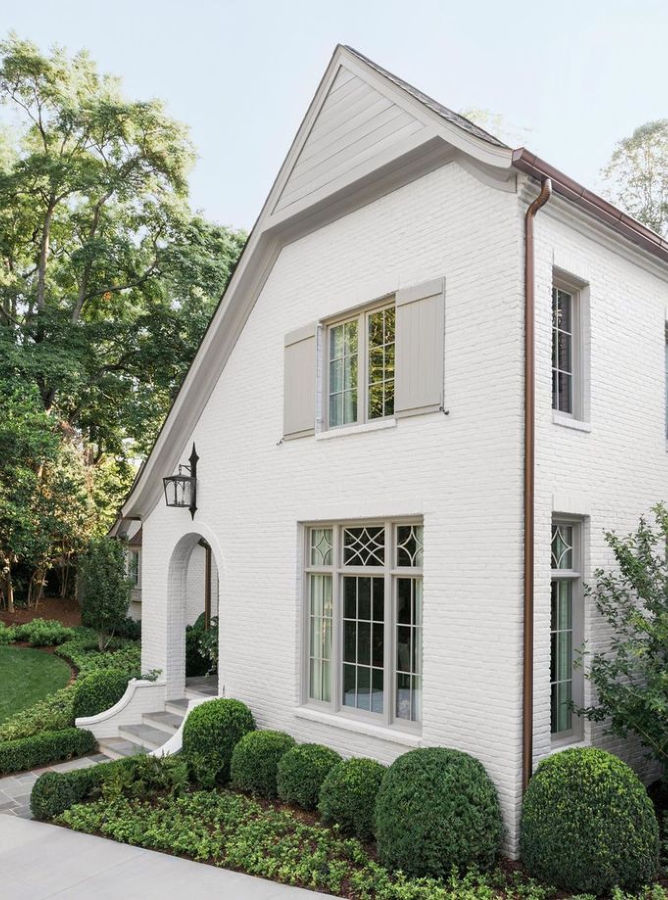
[119, 44, 668, 521]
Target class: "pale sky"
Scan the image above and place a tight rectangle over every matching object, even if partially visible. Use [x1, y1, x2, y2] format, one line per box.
[1, 0, 666, 230]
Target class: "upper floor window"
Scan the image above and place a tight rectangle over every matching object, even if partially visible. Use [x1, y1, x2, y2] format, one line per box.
[304, 520, 423, 729]
[126, 549, 140, 587]
[552, 286, 576, 415]
[327, 304, 395, 428]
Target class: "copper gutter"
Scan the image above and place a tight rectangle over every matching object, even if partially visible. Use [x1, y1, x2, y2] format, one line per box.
[522, 177, 552, 793]
[513, 149, 668, 265]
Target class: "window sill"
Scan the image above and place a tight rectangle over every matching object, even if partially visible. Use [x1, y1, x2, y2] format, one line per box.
[547, 736, 587, 756]
[552, 413, 591, 433]
[315, 418, 397, 441]
[293, 705, 422, 747]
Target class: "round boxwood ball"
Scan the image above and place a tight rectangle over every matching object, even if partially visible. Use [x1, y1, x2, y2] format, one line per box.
[182, 698, 255, 785]
[230, 730, 296, 798]
[375, 747, 503, 877]
[277, 743, 342, 810]
[520, 747, 659, 894]
[318, 756, 385, 841]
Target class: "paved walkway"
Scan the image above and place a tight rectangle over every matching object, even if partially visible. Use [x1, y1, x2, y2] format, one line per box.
[0, 753, 109, 819]
[1, 816, 336, 899]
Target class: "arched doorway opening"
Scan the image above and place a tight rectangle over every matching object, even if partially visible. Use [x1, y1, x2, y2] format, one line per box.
[165, 531, 220, 699]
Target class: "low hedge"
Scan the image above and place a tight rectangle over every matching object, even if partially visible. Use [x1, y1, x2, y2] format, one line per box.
[182, 698, 255, 787]
[231, 730, 296, 798]
[73, 669, 132, 719]
[520, 747, 659, 894]
[375, 747, 503, 878]
[31, 755, 140, 820]
[277, 743, 342, 810]
[318, 757, 385, 840]
[12, 619, 75, 647]
[0, 727, 96, 776]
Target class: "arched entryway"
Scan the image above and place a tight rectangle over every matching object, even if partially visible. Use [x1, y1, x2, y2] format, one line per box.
[165, 530, 222, 699]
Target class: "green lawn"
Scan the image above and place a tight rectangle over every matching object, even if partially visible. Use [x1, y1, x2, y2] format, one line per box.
[0, 646, 71, 725]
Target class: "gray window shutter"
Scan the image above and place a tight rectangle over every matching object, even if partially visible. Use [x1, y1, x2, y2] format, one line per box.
[395, 277, 445, 418]
[283, 323, 317, 439]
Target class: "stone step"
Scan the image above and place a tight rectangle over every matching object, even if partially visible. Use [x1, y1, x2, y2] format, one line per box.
[97, 737, 146, 761]
[165, 698, 189, 716]
[118, 723, 169, 751]
[142, 710, 183, 735]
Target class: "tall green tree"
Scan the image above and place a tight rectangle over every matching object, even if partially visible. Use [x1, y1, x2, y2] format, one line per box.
[602, 120, 668, 237]
[0, 36, 245, 600]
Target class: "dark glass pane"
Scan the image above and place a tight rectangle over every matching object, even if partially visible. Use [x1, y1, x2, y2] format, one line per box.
[557, 331, 571, 373]
[358, 578, 371, 620]
[557, 291, 571, 332]
[397, 626, 411, 672]
[550, 632, 557, 682]
[368, 383, 383, 419]
[550, 582, 558, 629]
[358, 622, 371, 665]
[343, 527, 385, 566]
[344, 578, 357, 619]
[384, 380, 394, 417]
[369, 347, 384, 379]
[372, 579, 384, 621]
[343, 664, 356, 707]
[551, 287, 559, 329]
[357, 667, 371, 710]
[372, 623, 384, 668]
[371, 668, 383, 713]
[558, 372, 572, 413]
[343, 621, 357, 663]
[397, 578, 412, 623]
[552, 370, 559, 410]
[384, 307, 395, 341]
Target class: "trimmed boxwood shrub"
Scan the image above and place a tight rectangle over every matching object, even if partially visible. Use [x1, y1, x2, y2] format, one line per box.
[182, 697, 255, 787]
[0, 727, 96, 775]
[12, 619, 74, 647]
[520, 747, 659, 894]
[375, 747, 503, 878]
[231, 730, 296, 798]
[73, 669, 132, 719]
[277, 743, 342, 810]
[318, 757, 385, 840]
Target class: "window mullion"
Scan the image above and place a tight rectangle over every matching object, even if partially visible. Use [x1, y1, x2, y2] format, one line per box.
[332, 527, 341, 713]
[359, 312, 366, 424]
[384, 523, 393, 728]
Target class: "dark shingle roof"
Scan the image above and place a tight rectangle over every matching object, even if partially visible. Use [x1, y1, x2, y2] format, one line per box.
[343, 46, 509, 150]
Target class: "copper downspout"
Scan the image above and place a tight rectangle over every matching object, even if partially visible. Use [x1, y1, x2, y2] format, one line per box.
[522, 177, 552, 793]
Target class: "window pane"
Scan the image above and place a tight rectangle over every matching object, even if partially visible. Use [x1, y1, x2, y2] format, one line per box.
[395, 577, 422, 722]
[308, 575, 332, 702]
[551, 525, 574, 570]
[550, 570, 574, 735]
[367, 306, 395, 420]
[343, 526, 385, 566]
[342, 575, 384, 714]
[329, 320, 358, 427]
[310, 528, 333, 566]
[396, 525, 424, 567]
[552, 287, 575, 414]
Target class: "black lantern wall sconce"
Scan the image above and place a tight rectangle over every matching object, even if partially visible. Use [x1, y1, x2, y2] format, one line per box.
[162, 443, 199, 519]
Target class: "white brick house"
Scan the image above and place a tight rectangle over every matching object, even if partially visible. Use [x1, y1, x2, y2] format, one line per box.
[113, 46, 668, 852]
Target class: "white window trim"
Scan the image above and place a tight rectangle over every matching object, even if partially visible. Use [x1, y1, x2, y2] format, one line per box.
[552, 272, 590, 425]
[550, 517, 585, 747]
[322, 295, 396, 432]
[301, 517, 423, 735]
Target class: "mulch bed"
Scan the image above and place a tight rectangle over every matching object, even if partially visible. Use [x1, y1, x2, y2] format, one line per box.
[0, 595, 82, 628]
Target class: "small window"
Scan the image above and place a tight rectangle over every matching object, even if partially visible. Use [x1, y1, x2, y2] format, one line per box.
[327, 302, 395, 428]
[550, 521, 583, 742]
[304, 520, 423, 729]
[552, 286, 577, 415]
[126, 549, 140, 587]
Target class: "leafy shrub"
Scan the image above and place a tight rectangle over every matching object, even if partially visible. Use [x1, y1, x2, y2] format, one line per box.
[185, 619, 208, 677]
[375, 747, 503, 878]
[182, 698, 255, 787]
[277, 743, 342, 810]
[80, 537, 132, 649]
[0, 622, 16, 644]
[113, 617, 142, 641]
[57, 636, 141, 678]
[0, 727, 96, 775]
[199, 616, 218, 674]
[230, 730, 296, 798]
[30, 754, 178, 821]
[0, 685, 75, 741]
[318, 756, 385, 840]
[73, 669, 132, 719]
[520, 747, 659, 893]
[12, 618, 74, 646]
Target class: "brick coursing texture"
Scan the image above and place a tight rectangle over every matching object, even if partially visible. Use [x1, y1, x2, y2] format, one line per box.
[139, 162, 667, 855]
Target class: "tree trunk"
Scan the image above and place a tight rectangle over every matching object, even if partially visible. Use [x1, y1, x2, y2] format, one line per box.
[4, 573, 14, 614]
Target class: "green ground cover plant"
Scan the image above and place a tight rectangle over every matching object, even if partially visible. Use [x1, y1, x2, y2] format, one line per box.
[0, 645, 71, 724]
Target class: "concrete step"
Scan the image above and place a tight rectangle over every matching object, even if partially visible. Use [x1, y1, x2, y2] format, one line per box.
[97, 737, 147, 761]
[142, 710, 183, 735]
[118, 723, 169, 751]
[165, 698, 189, 716]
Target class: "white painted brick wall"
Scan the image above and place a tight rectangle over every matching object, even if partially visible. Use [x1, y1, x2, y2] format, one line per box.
[532, 197, 668, 791]
[141, 160, 528, 850]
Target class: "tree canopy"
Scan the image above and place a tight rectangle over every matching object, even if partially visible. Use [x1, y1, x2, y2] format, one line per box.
[0, 35, 245, 605]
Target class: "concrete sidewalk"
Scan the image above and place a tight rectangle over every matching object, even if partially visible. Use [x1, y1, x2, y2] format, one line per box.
[0, 816, 337, 899]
